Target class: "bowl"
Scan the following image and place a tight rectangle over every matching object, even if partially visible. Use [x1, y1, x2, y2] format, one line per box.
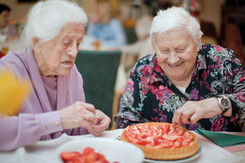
[56, 137, 144, 163]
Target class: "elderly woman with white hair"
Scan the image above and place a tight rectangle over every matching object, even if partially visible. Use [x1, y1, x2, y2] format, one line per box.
[115, 6, 245, 132]
[0, 0, 110, 151]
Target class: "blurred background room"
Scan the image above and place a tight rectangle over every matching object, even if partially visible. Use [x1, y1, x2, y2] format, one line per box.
[1, 0, 245, 59]
[1, 0, 244, 51]
[1, 0, 245, 62]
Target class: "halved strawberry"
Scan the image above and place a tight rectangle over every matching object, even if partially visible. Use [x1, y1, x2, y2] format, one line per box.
[60, 151, 81, 162]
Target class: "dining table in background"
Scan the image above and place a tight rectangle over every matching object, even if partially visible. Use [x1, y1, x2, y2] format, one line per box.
[0, 129, 244, 163]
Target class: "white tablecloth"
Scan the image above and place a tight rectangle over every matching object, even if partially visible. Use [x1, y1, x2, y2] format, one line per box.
[0, 129, 244, 163]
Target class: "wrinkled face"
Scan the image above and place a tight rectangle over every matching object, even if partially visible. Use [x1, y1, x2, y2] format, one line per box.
[33, 22, 84, 77]
[0, 10, 10, 28]
[155, 28, 200, 83]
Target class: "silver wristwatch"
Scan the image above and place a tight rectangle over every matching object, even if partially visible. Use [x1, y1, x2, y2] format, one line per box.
[216, 95, 230, 115]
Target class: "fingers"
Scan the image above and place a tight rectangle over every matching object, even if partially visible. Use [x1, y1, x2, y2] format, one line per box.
[172, 102, 197, 126]
[59, 102, 97, 129]
[88, 128, 103, 137]
[172, 97, 228, 126]
[84, 111, 95, 121]
[181, 108, 194, 124]
[172, 109, 182, 126]
[172, 107, 189, 126]
[94, 110, 105, 124]
[87, 110, 111, 136]
[60, 101, 111, 135]
[189, 112, 201, 124]
[93, 110, 111, 129]
[79, 102, 97, 122]
[81, 102, 96, 113]
[172, 101, 212, 126]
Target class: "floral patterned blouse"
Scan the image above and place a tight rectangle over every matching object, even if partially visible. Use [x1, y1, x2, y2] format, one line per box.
[115, 44, 245, 131]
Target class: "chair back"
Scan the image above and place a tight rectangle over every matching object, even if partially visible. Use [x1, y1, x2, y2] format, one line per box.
[200, 21, 218, 44]
[124, 27, 138, 44]
[224, 23, 245, 65]
[75, 50, 121, 128]
[200, 21, 217, 41]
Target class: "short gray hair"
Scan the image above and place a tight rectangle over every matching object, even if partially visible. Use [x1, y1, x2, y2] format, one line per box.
[150, 6, 203, 49]
[21, 0, 88, 48]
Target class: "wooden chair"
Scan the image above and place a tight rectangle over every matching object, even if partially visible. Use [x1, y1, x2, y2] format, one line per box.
[224, 23, 245, 66]
[200, 21, 218, 42]
[200, 20, 218, 45]
[112, 89, 124, 129]
[202, 36, 218, 45]
[75, 50, 121, 129]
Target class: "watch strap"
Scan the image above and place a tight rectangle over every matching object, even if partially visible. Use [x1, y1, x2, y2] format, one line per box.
[221, 107, 229, 115]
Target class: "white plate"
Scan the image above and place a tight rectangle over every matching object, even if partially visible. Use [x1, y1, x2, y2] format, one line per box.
[144, 145, 202, 163]
[56, 137, 144, 163]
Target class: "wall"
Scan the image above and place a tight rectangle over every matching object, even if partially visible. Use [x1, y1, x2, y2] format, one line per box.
[1, 0, 225, 39]
[0, 0, 35, 20]
[199, 0, 225, 39]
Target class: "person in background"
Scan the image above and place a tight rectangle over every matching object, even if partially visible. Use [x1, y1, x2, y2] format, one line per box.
[116, 15, 154, 90]
[86, 0, 127, 48]
[115, 6, 245, 132]
[120, 2, 135, 28]
[0, 0, 110, 151]
[121, 15, 154, 61]
[0, 4, 18, 42]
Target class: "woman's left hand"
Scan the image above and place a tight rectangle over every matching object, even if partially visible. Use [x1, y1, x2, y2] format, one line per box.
[172, 97, 228, 126]
[87, 109, 111, 136]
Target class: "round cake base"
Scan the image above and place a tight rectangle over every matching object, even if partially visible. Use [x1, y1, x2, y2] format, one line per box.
[120, 122, 200, 160]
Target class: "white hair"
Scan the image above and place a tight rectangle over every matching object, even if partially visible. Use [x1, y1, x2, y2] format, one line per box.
[20, 0, 88, 48]
[150, 6, 203, 49]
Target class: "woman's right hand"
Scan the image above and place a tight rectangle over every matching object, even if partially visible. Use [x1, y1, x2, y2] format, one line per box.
[59, 102, 97, 130]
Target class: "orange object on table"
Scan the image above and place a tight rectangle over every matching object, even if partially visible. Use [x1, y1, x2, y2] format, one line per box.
[92, 40, 100, 51]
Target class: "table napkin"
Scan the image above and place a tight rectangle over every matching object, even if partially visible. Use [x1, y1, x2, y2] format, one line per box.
[195, 129, 245, 147]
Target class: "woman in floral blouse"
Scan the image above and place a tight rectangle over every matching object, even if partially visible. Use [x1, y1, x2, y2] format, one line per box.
[115, 6, 245, 131]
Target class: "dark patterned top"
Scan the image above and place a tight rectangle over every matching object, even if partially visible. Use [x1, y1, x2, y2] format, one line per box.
[115, 44, 245, 131]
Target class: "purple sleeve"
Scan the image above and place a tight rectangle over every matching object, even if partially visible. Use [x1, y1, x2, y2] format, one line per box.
[0, 111, 63, 151]
[0, 50, 89, 151]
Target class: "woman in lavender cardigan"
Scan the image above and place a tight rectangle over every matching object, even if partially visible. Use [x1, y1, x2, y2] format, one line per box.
[0, 0, 111, 151]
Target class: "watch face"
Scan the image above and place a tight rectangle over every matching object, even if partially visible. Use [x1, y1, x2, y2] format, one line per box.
[221, 98, 229, 108]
